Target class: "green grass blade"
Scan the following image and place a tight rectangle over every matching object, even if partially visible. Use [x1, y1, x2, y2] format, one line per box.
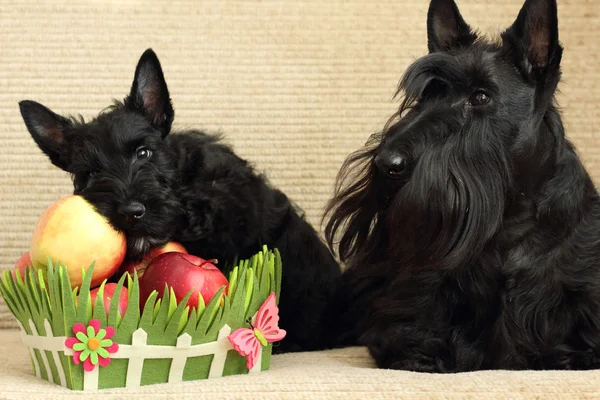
[182, 307, 198, 339]
[1, 270, 16, 296]
[0, 277, 17, 317]
[204, 307, 224, 338]
[107, 273, 127, 328]
[255, 251, 264, 284]
[164, 291, 192, 337]
[23, 268, 42, 322]
[139, 290, 159, 329]
[14, 268, 24, 286]
[258, 249, 271, 301]
[243, 268, 254, 313]
[151, 285, 171, 327]
[9, 268, 33, 322]
[59, 263, 77, 331]
[195, 286, 225, 336]
[0, 271, 21, 311]
[21, 268, 48, 336]
[76, 262, 95, 322]
[47, 263, 65, 336]
[91, 281, 108, 326]
[0, 271, 27, 324]
[249, 253, 258, 274]
[152, 298, 162, 324]
[27, 268, 42, 310]
[205, 296, 229, 338]
[178, 306, 190, 335]
[113, 272, 140, 344]
[34, 268, 52, 324]
[167, 287, 178, 322]
[246, 269, 262, 321]
[196, 293, 206, 320]
[228, 266, 239, 297]
[120, 272, 140, 328]
[33, 266, 49, 318]
[229, 264, 247, 316]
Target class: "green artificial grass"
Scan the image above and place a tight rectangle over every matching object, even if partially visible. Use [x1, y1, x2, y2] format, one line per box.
[0, 245, 282, 389]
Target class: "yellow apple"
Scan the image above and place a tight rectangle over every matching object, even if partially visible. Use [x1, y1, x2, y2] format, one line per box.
[29, 195, 127, 288]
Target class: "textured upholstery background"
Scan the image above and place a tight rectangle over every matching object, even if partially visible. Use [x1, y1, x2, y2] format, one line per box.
[0, 0, 598, 329]
[0, 334, 599, 399]
[1, 1, 600, 398]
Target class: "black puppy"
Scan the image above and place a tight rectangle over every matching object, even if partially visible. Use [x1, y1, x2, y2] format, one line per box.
[19, 49, 341, 353]
[325, 0, 600, 371]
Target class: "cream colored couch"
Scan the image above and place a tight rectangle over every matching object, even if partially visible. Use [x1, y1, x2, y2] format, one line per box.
[1, 0, 600, 398]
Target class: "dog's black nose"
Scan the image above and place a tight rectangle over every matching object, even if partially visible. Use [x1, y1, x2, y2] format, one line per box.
[118, 201, 146, 219]
[375, 151, 408, 178]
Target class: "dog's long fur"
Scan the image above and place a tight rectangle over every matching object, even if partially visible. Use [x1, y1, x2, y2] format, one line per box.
[325, 0, 600, 371]
[19, 49, 341, 353]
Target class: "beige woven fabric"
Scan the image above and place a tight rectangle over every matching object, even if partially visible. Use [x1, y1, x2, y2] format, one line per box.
[1, 1, 600, 397]
[0, 329, 599, 399]
[0, 0, 598, 324]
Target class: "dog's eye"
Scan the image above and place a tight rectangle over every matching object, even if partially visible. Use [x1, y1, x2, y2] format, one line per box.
[136, 147, 152, 160]
[468, 91, 490, 106]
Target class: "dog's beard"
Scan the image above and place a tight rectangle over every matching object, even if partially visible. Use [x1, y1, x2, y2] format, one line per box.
[326, 114, 515, 273]
[79, 171, 182, 262]
[121, 189, 181, 261]
[125, 236, 167, 261]
[387, 139, 512, 270]
[128, 236, 151, 259]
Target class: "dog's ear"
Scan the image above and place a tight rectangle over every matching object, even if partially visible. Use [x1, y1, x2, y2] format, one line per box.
[125, 48, 174, 138]
[504, 0, 562, 76]
[427, 0, 477, 53]
[19, 100, 73, 171]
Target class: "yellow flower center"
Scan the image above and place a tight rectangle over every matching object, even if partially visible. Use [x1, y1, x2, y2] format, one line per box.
[87, 338, 101, 351]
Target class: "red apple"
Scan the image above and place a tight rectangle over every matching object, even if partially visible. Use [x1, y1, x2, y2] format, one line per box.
[12, 252, 32, 280]
[139, 253, 228, 310]
[117, 241, 187, 281]
[89, 283, 129, 317]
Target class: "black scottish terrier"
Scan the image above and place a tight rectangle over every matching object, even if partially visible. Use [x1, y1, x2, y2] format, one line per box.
[325, 0, 600, 371]
[19, 49, 341, 353]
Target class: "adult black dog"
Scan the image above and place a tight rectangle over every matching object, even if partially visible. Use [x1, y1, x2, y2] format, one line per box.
[19, 49, 341, 354]
[325, 0, 600, 371]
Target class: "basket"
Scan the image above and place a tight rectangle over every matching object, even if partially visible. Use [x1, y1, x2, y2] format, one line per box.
[0, 246, 283, 390]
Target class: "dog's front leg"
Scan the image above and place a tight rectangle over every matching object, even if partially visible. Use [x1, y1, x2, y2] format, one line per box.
[362, 323, 461, 373]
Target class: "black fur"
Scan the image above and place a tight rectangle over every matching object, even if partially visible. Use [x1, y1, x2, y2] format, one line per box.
[325, 0, 600, 371]
[19, 49, 341, 353]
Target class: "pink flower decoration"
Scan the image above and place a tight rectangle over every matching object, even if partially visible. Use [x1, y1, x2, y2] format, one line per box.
[64, 319, 119, 372]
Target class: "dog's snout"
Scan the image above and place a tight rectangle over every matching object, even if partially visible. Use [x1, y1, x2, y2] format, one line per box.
[375, 151, 408, 178]
[118, 201, 146, 219]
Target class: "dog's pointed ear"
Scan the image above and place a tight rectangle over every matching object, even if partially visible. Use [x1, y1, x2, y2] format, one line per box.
[19, 100, 73, 171]
[125, 48, 174, 138]
[503, 0, 562, 75]
[427, 0, 477, 53]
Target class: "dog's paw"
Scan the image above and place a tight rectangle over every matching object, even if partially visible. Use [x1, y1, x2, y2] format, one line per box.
[385, 356, 448, 373]
[272, 339, 303, 354]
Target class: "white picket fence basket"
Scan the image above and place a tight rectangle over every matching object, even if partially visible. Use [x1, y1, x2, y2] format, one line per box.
[18, 318, 262, 391]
